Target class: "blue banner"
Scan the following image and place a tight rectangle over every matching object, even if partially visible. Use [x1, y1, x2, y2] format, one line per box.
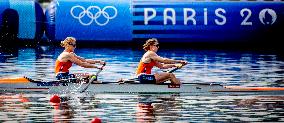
[55, 0, 132, 41]
[132, 1, 284, 42]
[46, 0, 284, 42]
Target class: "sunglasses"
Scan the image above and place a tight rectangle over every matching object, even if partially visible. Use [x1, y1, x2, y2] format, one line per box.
[68, 42, 76, 47]
[153, 44, 159, 48]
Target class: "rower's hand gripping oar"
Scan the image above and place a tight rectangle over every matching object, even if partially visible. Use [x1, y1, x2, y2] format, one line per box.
[168, 63, 186, 73]
[80, 63, 106, 93]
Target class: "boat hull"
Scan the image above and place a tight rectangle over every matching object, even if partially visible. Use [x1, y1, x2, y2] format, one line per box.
[1, 82, 284, 95]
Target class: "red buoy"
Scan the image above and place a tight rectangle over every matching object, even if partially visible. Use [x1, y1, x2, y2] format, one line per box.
[49, 95, 61, 103]
[91, 117, 102, 123]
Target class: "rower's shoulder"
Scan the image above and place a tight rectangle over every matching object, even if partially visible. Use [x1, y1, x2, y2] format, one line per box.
[144, 51, 158, 57]
[62, 51, 75, 55]
[61, 52, 76, 57]
[57, 52, 75, 61]
[142, 51, 155, 62]
[148, 51, 156, 54]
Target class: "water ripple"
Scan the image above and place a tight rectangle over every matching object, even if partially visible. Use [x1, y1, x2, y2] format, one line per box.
[1, 47, 284, 122]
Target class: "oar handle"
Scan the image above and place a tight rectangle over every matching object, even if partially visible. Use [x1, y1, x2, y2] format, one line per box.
[96, 63, 106, 76]
[168, 63, 186, 73]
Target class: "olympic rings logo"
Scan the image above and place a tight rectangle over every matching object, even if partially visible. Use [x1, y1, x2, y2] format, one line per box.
[70, 5, 117, 26]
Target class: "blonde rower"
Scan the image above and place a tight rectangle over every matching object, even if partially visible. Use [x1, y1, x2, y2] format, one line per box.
[136, 38, 187, 85]
[55, 37, 105, 80]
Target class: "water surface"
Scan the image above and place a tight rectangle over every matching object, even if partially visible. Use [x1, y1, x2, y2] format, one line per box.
[0, 46, 284, 122]
[1, 46, 283, 86]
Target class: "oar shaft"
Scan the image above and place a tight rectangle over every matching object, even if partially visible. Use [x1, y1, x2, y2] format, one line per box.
[168, 67, 179, 73]
[168, 63, 185, 73]
[80, 64, 105, 93]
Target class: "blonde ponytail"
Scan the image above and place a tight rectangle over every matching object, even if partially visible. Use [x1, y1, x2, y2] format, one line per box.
[60, 41, 65, 47]
[60, 37, 76, 47]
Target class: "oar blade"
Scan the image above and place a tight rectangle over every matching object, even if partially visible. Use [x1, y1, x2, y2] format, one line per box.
[0, 77, 30, 84]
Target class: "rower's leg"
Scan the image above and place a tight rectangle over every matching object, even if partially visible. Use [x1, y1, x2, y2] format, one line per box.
[154, 73, 180, 84]
[169, 73, 180, 84]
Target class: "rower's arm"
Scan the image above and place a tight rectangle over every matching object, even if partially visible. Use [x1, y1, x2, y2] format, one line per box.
[151, 55, 182, 64]
[72, 53, 104, 65]
[155, 62, 176, 69]
[86, 59, 105, 64]
[68, 54, 98, 68]
[72, 53, 87, 62]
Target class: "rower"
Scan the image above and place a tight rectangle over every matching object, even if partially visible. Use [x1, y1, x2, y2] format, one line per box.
[135, 38, 187, 85]
[55, 37, 105, 82]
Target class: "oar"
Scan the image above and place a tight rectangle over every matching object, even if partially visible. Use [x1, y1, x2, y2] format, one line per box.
[168, 63, 186, 73]
[80, 63, 106, 93]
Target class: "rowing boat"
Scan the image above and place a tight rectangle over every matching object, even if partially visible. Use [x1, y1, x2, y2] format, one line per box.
[0, 77, 284, 95]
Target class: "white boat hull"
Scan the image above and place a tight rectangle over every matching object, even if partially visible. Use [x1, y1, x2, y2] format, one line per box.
[1, 82, 284, 95]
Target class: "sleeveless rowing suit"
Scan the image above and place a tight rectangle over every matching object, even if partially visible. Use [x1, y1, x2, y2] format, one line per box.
[55, 60, 72, 74]
[136, 60, 156, 75]
[55, 60, 75, 80]
[136, 60, 156, 83]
